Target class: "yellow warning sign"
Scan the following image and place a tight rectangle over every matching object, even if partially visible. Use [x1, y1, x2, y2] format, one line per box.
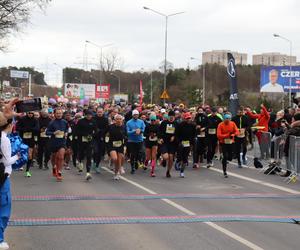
[160, 90, 170, 99]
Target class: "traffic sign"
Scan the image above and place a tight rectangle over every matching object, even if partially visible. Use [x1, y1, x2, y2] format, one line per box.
[160, 90, 170, 99]
[10, 70, 29, 79]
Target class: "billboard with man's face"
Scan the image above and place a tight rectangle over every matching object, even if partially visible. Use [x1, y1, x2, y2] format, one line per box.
[260, 66, 300, 93]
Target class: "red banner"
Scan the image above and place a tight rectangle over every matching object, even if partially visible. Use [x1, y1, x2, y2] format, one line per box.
[95, 84, 110, 99]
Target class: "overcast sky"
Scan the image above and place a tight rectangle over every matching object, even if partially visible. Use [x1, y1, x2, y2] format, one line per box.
[0, 0, 299, 86]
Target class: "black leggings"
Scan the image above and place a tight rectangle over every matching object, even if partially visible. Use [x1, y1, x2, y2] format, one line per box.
[78, 142, 93, 173]
[127, 142, 143, 169]
[221, 143, 233, 174]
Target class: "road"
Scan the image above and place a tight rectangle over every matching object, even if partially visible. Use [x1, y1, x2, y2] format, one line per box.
[6, 157, 300, 250]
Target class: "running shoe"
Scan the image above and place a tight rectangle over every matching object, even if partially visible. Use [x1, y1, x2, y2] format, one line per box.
[224, 173, 228, 178]
[120, 166, 125, 175]
[113, 174, 120, 180]
[56, 172, 63, 182]
[0, 241, 9, 250]
[25, 171, 32, 178]
[65, 165, 71, 170]
[193, 163, 199, 169]
[150, 171, 156, 177]
[180, 172, 185, 178]
[77, 162, 84, 173]
[166, 171, 171, 178]
[174, 161, 181, 171]
[95, 167, 101, 174]
[86, 173, 92, 181]
[242, 158, 247, 165]
[52, 167, 57, 177]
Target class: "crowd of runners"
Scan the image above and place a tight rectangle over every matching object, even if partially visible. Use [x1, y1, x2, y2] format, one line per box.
[8, 100, 300, 181]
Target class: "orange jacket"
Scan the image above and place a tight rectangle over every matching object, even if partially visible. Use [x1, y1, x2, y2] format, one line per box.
[217, 121, 239, 144]
[246, 106, 270, 132]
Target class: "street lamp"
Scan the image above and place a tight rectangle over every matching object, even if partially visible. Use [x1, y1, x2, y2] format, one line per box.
[143, 6, 184, 103]
[85, 40, 114, 84]
[273, 33, 293, 107]
[191, 57, 205, 106]
[111, 73, 121, 94]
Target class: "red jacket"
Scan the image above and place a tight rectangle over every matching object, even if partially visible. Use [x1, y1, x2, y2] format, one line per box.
[246, 106, 270, 132]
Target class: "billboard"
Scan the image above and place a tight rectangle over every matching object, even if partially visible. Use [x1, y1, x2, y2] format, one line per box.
[95, 84, 110, 99]
[114, 94, 128, 104]
[260, 66, 300, 93]
[64, 83, 96, 99]
[10, 70, 29, 79]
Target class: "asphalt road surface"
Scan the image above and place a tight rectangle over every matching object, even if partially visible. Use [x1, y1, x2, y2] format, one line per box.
[6, 157, 300, 250]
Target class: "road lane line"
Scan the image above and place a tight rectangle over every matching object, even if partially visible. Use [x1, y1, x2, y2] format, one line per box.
[102, 167, 264, 250]
[208, 166, 300, 194]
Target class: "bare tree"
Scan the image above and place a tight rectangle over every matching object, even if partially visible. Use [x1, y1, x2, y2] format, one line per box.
[0, 0, 51, 50]
[102, 50, 124, 73]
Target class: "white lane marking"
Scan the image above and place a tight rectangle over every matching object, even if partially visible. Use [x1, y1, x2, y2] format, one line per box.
[102, 167, 264, 250]
[208, 166, 300, 195]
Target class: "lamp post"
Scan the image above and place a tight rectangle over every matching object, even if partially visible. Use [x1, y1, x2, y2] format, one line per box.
[111, 73, 121, 94]
[273, 33, 293, 107]
[191, 57, 205, 106]
[85, 40, 113, 84]
[143, 6, 184, 103]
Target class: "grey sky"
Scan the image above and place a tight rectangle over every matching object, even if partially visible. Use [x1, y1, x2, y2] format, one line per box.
[0, 0, 299, 86]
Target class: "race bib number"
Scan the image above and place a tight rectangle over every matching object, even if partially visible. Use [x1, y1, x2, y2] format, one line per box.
[208, 129, 216, 135]
[166, 125, 175, 134]
[55, 131, 65, 139]
[182, 140, 190, 147]
[82, 136, 89, 142]
[197, 132, 205, 138]
[23, 132, 32, 139]
[113, 141, 122, 148]
[238, 128, 245, 138]
[40, 132, 48, 138]
[224, 138, 233, 144]
[149, 136, 158, 142]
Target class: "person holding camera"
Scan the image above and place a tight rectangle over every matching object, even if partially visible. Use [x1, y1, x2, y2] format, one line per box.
[0, 100, 20, 250]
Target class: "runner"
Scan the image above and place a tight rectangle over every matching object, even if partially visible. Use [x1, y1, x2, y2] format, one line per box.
[64, 111, 74, 170]
[176, 112, 196, 177]
[46, 108, 68, 182]
[37, 109, 51, 170]
[76, 110, 97, 181]
[193, 107, 208, 168]
[217, 113, 239, 178]
[158, 110, 178, 178]
[16, 112, 39, 177]
[94, 107, 109, 173]
[106, 114, 126, 180]
[144, 113, 160, 177]
[206, 108, 222, 168]
[126, 109, 145, 174]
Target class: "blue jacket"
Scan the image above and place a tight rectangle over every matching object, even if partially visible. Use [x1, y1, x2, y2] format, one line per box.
[126, 118, 145, 143]
[46, 119, 68, 146]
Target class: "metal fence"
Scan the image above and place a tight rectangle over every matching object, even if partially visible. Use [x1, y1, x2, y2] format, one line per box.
[284, 136, 300, 183]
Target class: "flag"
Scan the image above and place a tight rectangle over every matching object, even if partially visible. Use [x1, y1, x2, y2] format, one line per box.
[227, 53, 239, 116]
[139, 80, 143, 107]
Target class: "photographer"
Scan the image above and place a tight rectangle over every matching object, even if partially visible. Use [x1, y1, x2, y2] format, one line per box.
[0, 100, 20, 250]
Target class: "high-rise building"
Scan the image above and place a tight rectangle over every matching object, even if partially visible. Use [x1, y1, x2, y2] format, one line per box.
[252, 52, 297, 66]
[202, 50, 247, 66]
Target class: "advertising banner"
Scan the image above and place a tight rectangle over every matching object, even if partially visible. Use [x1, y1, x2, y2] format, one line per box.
[260, 66, 300, 93]
[10, 70, 29, 79]
[95, 84, 110, 99]
[227, 53, 239, 116]
[64, 83, 96, 99]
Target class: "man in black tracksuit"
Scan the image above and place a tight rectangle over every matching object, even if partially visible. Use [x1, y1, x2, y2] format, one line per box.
[76, 110, 97, 181]
[193, 107, 209, 168]
[37, 109, 52, 170]
[232, 108, 250, 167]
[176, 112, 196, 178]
[206, 108, 222, 168]
[93, 107, 109, 173]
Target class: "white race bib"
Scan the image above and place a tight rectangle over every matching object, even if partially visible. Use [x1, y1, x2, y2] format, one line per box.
[82, 136, 89, 142]
[55, 131, 65, 139]
[23, 132, 32, 139]
[237, 128, 245, 138]
[166, 125, 175, 134]
[224, 138, 233, 144]
[208, 129, 216, 135]
[113, 141, 122, 148]
[40, 132, 48, 138]
[182, 140, 190, 147]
